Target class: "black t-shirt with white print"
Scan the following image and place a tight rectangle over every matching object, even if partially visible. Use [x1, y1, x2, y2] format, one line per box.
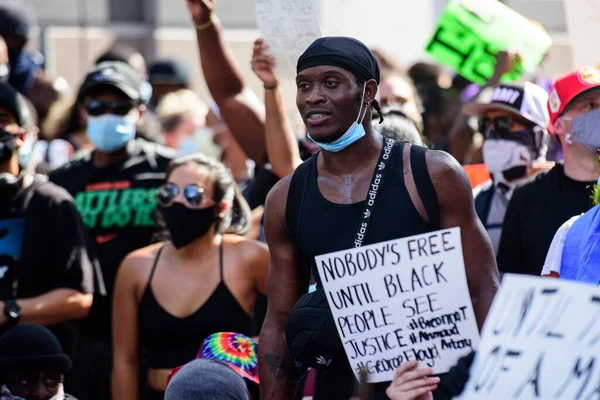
[0, 176, 97, 357]
[50, 139, 175, 338]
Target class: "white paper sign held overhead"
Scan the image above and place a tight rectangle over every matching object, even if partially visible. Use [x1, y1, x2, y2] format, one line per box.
[255, 0, 322, 78]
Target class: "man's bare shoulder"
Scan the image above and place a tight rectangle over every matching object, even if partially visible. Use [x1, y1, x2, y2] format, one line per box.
[265, 175, 293, 215]
[424, 149, 472, 194]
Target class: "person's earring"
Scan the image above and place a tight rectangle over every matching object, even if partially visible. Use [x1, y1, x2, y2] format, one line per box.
[565, 133, 573, 145]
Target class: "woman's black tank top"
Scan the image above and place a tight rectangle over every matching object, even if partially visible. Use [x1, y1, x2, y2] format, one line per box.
[286, 140, 440, 285]
[139, 242, 251, 369]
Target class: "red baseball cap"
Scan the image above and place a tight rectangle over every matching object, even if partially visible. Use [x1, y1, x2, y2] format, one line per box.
[548, 66, 600, 132]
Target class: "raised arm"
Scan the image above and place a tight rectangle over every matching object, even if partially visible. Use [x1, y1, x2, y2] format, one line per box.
[111, 255, 142, 400]
[427, 150, 499, 329]
[251, 38, 302, 178]
[186, 0, 266, 163]
[259, 177, 310, 399]
[448, 52, 519, 163]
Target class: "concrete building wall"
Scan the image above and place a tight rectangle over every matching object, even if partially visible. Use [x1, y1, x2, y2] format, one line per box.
[8, 0, 576, 116]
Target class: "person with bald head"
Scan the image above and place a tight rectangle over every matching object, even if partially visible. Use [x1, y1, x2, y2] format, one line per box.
[259, 36, 498, 400]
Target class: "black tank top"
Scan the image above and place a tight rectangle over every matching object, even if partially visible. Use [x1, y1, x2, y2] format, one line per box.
[286, 141, 440, 285]
[139, 242, 251, 369]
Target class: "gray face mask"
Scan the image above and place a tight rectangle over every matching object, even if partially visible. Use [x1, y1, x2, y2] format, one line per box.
[567, 107, 600, 152]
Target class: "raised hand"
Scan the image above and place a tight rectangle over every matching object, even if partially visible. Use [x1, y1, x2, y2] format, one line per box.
[385, 360, 439, 400]
[251, 38, 278, 87]
[186, 0, 215, 24]
[489, 51, 522, 85]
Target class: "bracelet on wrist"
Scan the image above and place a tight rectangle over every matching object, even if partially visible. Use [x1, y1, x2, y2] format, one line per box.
[264, 83, 279, 90]
[195, 11, 215, 31]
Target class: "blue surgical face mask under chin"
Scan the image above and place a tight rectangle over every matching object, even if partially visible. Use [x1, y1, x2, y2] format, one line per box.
[87, 114, 137, 153]
[307, 83, 368, 153]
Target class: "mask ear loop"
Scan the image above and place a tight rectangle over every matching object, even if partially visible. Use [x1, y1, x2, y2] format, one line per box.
[561, 115, 573, 145]
[565, 133, 573, 145]
[356, 82, 368, 124]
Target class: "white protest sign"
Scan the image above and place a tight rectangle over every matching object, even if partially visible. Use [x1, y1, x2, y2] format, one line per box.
[460, 274, 600, 400]
[255, 0, 322, 78]
[315, 227, 479, 383]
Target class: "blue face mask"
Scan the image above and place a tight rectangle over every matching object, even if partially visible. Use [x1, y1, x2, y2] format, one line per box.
[87, 114, 137, 152]
[307, 83, 368, 153]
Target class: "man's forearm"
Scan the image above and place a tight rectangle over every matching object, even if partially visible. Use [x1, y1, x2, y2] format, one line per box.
[265, 88, 302, 178]
[474, 286, 496, 331]
[111, 361, 139, 400]
[194, 19, 266, 163]
[18, 289, 93, 326]
[195, 18, 244, 102]
[472, 264, 499, 331]
[259, 319, 295, 400]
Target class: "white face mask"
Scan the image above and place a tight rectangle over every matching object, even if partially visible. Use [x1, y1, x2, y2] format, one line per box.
[177, 127, 222, 160]
[483, 139, 533, 198]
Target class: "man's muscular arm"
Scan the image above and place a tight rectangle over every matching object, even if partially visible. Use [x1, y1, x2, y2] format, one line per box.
[427, 150, 499, 329]
[259, 176, 310, 399]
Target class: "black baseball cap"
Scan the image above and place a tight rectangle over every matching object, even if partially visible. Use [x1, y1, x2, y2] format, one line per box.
[0, 82, 30, 127]
[79, 61, 144, 103]
[149, 58, 191, 86]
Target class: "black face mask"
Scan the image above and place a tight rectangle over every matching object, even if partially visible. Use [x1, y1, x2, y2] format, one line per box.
[0, 130, 18, 164]
[158, 202, 218, 249]
[7, 47, 22, 68]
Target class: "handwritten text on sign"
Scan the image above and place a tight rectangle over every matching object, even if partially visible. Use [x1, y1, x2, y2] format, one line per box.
[315, 227, 479, 383]
[256, 0, 322, 78]
[461, 275, 600, 400]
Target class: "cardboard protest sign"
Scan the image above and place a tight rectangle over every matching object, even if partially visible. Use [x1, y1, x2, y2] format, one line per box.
[460, 274, 600, 399]
[425, 0, 552, 85]
[565, 0, 600, 68]
[315, 227, 479, 383]
[255, 0, 322, 78]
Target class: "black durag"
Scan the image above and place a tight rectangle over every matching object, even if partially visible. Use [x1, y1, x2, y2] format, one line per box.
[297, 36, 380, 83]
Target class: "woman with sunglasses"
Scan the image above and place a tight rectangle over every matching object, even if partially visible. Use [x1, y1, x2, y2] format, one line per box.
[111, 154, 269, 400]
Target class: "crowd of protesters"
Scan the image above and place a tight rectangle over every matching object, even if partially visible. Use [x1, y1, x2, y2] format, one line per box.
[0, 0, 599, 399]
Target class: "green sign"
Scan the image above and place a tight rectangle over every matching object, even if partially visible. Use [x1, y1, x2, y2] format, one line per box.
[425, 0, 552, 85]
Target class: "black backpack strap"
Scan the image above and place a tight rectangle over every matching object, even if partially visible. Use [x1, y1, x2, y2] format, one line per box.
[285, 156, 314, 239]
[410, 145, 440, 230]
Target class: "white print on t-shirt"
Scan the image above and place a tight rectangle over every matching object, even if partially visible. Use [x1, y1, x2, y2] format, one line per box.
[0, 266, 8, 279]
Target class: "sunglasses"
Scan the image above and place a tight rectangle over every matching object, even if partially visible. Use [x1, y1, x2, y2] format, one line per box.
[157, 183, 205, 208]
[478, 116, 514, 134]
[84, 99, 136, 117]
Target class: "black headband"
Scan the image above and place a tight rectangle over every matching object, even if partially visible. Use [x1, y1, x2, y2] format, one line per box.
[297, 37, 380, 84]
